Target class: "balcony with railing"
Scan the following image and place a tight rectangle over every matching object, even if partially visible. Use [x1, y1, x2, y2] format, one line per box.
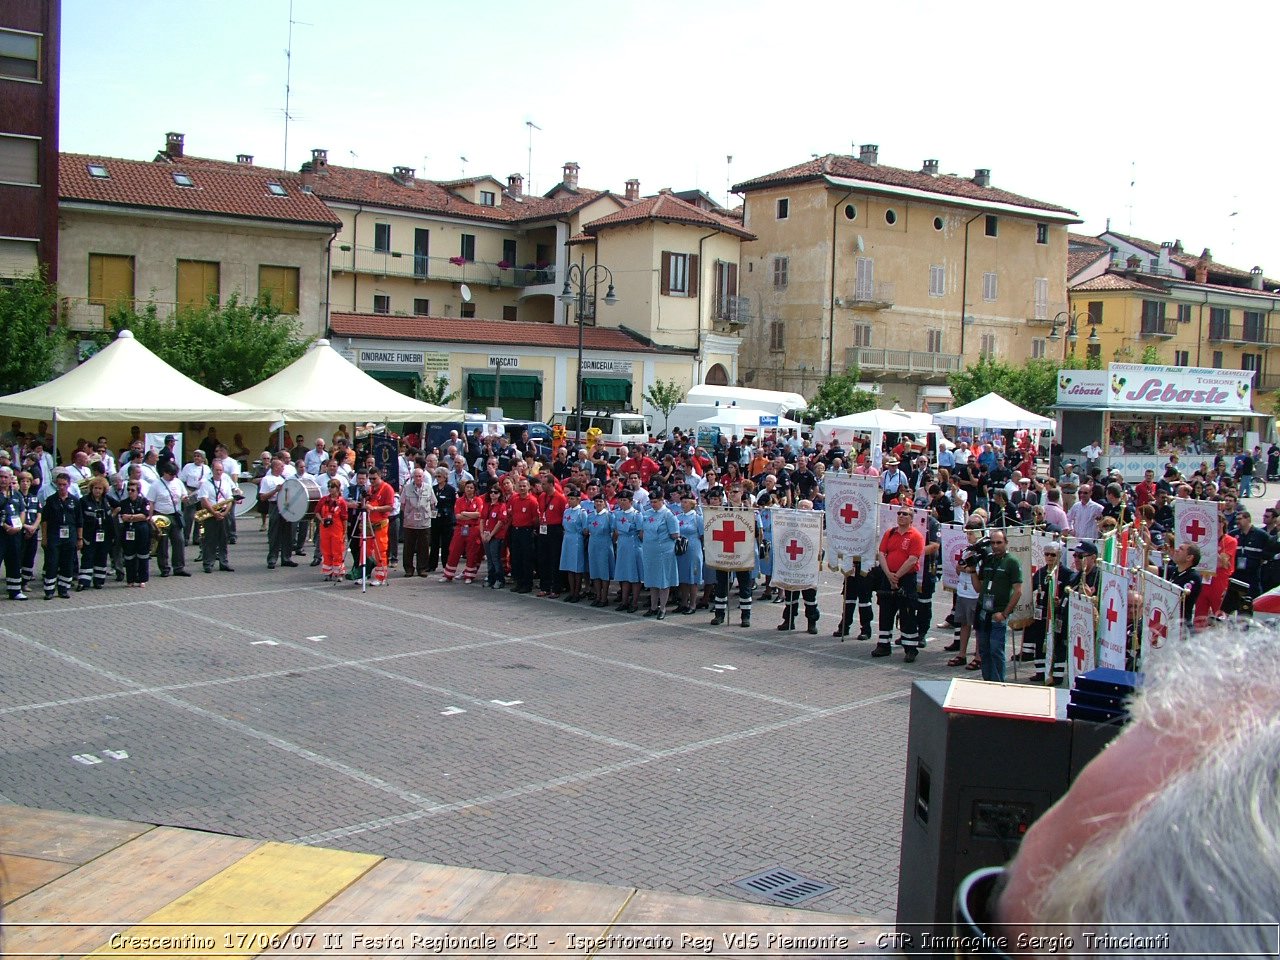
[1138, 317, 1176, 338]
[1254, 373, 1280, 392]
[331, 244, 556, 291]
[847, 346, 962, 378]
[840, 280, 895, 310]
[1207, 318, 1280, 346]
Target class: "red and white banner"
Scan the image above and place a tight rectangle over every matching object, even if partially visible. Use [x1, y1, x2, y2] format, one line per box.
[771, 509, 824, 591]
[940, 523, 969, 590]
[1173, 499, 1219, 576]
[1098, 561, 1130, 670]
[702, 507, 757, 572]
[1006, 528, 1035, 625]
[1066, 590, 1097, 685]
[1138, 569, 1185, 666]
[877, 504, 929, 584]
[825, 474, 880, 563]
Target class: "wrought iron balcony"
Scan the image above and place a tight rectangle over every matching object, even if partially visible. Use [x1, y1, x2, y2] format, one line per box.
[330, 244, 555, 289]
[847, 346, 962, 376]
[1138, 317, 1176, 338]
[1207, 319, 1280, 346]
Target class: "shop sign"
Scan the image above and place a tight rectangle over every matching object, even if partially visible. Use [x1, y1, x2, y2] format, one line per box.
[1056, 370, 1108, 405]
[423, 352, 450, 374]
[1058, 364, 1254, 413]
[359, 349, 424, 368]
[581, 358, 632, 374]
[488, 355, 520, 368]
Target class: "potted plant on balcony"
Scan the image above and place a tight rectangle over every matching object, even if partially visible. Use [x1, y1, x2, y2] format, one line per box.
[448, 255, 467, 266]
[497, 260, 512, 270]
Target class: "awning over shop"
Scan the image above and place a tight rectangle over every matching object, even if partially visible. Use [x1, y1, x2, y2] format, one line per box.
[581, 377, 631, 404]
[467, 374, 541, 400]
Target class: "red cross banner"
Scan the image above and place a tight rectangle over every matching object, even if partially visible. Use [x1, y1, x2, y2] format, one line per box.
[1098, 561, 1130, 671]
[702, 507, 757, 572]
[1066, 590, 1097, 686]
[939, 522, 969, 590]
[1139, 568, 1185, 667]
[824, 474, 880, 563]
[1173, 498, 1219, 576]
[770, 509, 824, 591]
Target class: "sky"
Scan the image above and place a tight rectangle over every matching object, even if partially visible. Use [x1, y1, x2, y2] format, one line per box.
[60, 0, 1279, 276]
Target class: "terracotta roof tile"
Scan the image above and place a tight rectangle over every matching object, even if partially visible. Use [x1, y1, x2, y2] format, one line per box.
[1068, 247, 1109, 280]
[330, 313, 666, 352]
[1068, 232, 1110, 249]
[1071, 273, 1166, 292]
[59, 153, 341, 227]
[733, 153, 1076, 216]
[584, 192, 755, 240]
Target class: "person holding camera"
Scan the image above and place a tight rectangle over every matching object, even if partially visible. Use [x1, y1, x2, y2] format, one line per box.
[874, 506, 925, 663]
[947, 519, 988, 669]
[972, 529, 1022, 682]
[316, 478, 349, 581]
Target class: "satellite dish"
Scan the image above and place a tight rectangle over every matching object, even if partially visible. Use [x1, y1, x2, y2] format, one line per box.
[460, 284, 473, 303]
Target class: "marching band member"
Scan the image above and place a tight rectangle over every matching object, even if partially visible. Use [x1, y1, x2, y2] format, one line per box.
[149, 461, 189, 577]
[197, 459, 237, 574]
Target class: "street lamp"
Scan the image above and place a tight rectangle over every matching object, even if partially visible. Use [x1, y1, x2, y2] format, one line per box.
[1049, 310, 1083, 355]
[559, 254, 618, 446]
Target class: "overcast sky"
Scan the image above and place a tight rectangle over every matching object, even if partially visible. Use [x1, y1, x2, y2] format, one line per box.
[60, 0, 1278, 277]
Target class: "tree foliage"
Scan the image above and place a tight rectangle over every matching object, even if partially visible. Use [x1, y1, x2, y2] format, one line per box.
[416, 373, 460, 406]
[108, 295, 310, 393]
[947, 356, 1065, 417]
[804, 367, 879, 422]
[0, 271, 63, 394]
[643, 377, 686, 433]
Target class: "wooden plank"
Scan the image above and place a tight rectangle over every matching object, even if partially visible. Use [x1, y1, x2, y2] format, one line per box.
[5, 827, 261, 958]
[0, 806, 152, 863]
[259, 860, 504, 960]
[0, 853, 75, 903]
[87, 841, 381, 958]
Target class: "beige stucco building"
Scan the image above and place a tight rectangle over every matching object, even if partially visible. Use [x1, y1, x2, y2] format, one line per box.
[57, 135, 339, 337]
[733, 146, 1080, 411]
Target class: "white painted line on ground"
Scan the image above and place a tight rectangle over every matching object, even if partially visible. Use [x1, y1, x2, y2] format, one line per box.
[490, 699, 523, 706]
[102, 749, 129, 760]
[702, 667, 726, 673]
[71, 753, 102, 765]
[251, 639, 278, 646]
[440, 706, 466, 716]
[2, 584, 317, 617]
[306, 635, 326, 642]
[713, 664, 737, 670]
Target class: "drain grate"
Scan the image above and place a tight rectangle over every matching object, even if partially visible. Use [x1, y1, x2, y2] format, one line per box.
[732, 867, 835, 905]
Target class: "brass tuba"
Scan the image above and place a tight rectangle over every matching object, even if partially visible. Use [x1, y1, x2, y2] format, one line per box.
[149, 514, 171, 557]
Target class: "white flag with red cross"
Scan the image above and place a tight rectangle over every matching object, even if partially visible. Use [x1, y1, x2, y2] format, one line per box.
[1173, 498, 1219, 576]
[1098, 561, 1130, 670]
[1139, 568, 1185, 667]
[940, 522, 969, 590]
[771, 508, 824, 590]
[702, 507, 757, 572]
[825, 474, 880, 563]
[1066, 590, 1097, 685]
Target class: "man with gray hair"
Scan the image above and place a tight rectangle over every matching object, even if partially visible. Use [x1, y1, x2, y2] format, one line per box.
[399, 467, 436, 578]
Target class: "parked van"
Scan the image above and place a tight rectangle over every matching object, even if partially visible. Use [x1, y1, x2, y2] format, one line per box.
[664, 385, 808, 438]
[548, 410, 649, 453]
[425, 415, 552, 455]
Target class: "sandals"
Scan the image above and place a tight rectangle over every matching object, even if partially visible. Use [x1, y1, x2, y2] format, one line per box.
[947, 655, 967, 667]
[965, 657, 982, 671]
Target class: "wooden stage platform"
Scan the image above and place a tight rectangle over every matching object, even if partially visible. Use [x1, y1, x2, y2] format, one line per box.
[2, 806, 889, 958]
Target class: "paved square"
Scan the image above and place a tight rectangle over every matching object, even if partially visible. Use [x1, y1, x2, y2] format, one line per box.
[0, 528, 982, 919]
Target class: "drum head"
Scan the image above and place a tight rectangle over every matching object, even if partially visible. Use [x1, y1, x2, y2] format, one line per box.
[278, 476, 321, 523]
[235, 481, 259, 518]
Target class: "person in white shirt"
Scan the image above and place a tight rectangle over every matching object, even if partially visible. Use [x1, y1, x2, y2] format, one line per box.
[147, 460, 189, 577]
[136, 449, 161, 491]
[178, 450, 211, 545]
[197, 459, 237, 573]
[1066, 483, 1103, 540]
[1081, 440, 1103, 474]
[93, 438, 117, 482]
[61, 451, 91, 499]
[258, 459, 296, 568]
[211, 451, 244, 544]
[279, 451, 299, 479]
[303, 438, 328, 476]
[952, 442, 971, 467]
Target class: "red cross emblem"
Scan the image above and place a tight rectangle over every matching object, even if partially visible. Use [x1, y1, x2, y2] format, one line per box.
[1074, 633, 1088, 670]
[839, 502, 859, 524]
[785, 539, 804, 562]
[1105, 597, 1119, 629]
[1185, 517, 1207, 542]
[1147, 607, 1167, 647]
[712, 520, 746, 552]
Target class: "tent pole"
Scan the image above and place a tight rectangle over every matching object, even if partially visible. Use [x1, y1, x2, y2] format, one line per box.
[52, 409, 58, 467]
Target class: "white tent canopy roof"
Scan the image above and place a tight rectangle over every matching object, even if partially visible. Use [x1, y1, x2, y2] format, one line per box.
[229, 339, 462, 423]
[697, 408, 804, 430]
[931, 392, 1055, 431]
[0, 329, 278, 422]
[813, 408, 936, 444]
[687, 383, 807, 412]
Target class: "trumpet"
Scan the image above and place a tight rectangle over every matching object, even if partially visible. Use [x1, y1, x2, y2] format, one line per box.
[195, 499, 234, 536]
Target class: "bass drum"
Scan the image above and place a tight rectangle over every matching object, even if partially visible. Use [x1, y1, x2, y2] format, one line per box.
[235, 480, 260, 518]
[278, 475, 323, 524]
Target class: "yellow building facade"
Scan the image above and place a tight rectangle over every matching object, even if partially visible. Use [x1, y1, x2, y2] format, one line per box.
[734, 148, 1079, 411]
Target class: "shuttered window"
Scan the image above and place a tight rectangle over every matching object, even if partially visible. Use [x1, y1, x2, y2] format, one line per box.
[928, 264, 945, 297]
[0, 135, 38, 185]
[982, 271, 998, 302]
[714, 260, 738, 319]
[258, 264, 300, 314]
[1033, 277, 1048, 319]
[855, 257, 875, 300]
[176, 259, 219, 309]
[772, 256, 788, 289]
[0, 30, 40, 80]
[88, 254, 135, 313]
[660, 251, 697, 297]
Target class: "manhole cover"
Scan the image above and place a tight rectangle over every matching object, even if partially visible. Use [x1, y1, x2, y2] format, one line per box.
[732, 867, 835, 905]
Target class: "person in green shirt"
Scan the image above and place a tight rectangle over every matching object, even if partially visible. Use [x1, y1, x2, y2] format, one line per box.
[971, 529, 1022, 682]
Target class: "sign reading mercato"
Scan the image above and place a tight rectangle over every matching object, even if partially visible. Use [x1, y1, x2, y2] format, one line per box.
[1057, 363, 1254, 414]
[359, 349, 425, 368]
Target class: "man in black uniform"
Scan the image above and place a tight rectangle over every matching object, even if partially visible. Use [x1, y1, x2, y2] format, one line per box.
[1100, 482, 1135, 525]
[1, 467, 26, 600]
[41, 472, 79, 599]
[76, 478, 112, 590]
[1021, 544, 1076, 685]
[1162, 541, 1202, 631]
[1231, 510, 1277, 599]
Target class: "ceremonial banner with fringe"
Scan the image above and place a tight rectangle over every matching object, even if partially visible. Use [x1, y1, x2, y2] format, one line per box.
[703, 507, 756, 571]
[825, 474, 880, 563]
[1139, 568, 1185, 667]
[1067, 590, 1097, 685]
[940, 522, 969, 591]
[1098, 561, 1130, 670]
[1173, 498, 1219, 576]
[771, 509, 824, 591]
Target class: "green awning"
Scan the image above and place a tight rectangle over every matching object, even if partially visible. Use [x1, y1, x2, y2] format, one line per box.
[582, 377, 631, 404]
[467, 373, 541, 400]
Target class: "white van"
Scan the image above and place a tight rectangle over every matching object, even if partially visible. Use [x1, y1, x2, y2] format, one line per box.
[549, 410, 649, 453]
[664, 385, 808, 438]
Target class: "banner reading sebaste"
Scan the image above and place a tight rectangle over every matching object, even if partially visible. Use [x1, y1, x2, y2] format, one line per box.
[825, 474, 879, 563]
[771, 509, 824, 591]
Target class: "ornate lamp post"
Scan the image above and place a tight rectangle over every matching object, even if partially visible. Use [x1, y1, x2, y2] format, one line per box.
[559, 255, 618, 446]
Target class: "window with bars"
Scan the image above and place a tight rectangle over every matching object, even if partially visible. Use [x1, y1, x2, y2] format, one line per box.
[982, 272, 998, 301]
[928, 264, 945, 298]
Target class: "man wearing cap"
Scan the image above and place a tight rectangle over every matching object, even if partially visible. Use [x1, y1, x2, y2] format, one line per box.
[1021, 543, 1075, 685]
[874, 506, 925, 662]
[1072, 540, 1101, 595]
[1162, 542, 1202, 629]
[972, 528, 1022, 681]
[880, 458, 909, 504]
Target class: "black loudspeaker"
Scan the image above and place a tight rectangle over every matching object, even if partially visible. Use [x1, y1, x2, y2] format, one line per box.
[894, 681, 1121, 944]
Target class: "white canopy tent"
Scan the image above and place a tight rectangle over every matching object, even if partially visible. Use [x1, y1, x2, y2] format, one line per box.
[697, 408, 804, 431]
[229, 339, 462, 423]
[930, 392, 1055, 431]
[0, 329, 280, 457]
[813, 408, 938, 469]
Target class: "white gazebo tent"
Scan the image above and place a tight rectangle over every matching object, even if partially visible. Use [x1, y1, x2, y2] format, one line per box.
[813, 408, 938, 469]
[229, 339, 463, 425]
[697, 408, 804, 432]
[930, 392, 1055, 432]
[0, 329, 280, 457]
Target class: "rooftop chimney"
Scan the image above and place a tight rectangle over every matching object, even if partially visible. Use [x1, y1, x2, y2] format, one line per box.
[922, 159, 939, 175]
[392, 165, 415, 186]
[1195, 248, 1212, 284]
[507, 173, 523, 197]
[300, 163, 314, 192]
[859, 144, 879, 165]
[236, 153, 253, 165]
[1172, 238, 1184, 254]
[625, 178, 640, 201]
[311, 148, 328, 173]
[1251, 266, 1264, 290]
[562, 161, 580, 190]
[165, 132, 185, 158]
[973, 168, 991, 188]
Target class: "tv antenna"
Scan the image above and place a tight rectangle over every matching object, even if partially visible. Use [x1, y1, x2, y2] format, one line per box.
[281, 0, 312, 170]
[526, 120, 541, 193]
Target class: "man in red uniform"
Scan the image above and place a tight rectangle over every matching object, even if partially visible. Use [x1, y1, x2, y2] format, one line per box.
[362, 469, 395, 585]
[874, 506, 925, 662]
[618, 444, 660, 485]
[1134, 468, 1158, 509]
[537, 473, 567, 596]
[507, 476, 540, 593]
